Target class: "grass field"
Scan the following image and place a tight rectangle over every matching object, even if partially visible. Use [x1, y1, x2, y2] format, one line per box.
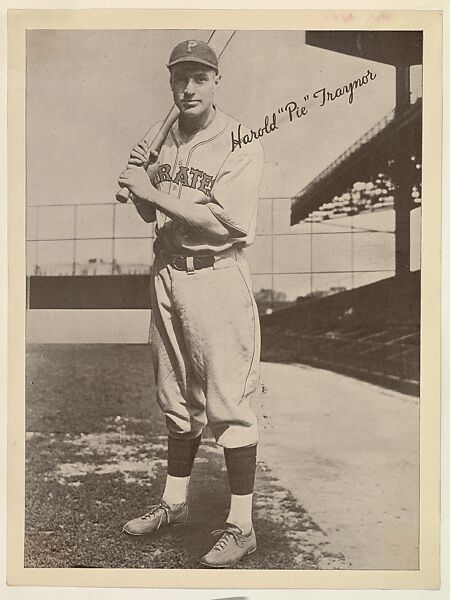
[25, 344, 348, 570]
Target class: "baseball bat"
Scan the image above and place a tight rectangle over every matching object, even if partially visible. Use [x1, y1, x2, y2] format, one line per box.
[116, 105, 180, 203]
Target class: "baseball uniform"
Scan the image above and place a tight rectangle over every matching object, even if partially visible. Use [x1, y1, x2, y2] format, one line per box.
[146, 108, 264, 448]
[121, 41, 264, 565]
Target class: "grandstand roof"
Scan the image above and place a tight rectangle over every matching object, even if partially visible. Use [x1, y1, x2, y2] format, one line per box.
[305, 31, 422, 66]
[290, 99, 422, 225]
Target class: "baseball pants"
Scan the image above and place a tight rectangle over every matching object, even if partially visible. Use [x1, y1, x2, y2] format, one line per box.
[149, 246, 261, 448]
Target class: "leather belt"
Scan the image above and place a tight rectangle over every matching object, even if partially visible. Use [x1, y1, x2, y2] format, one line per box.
[170, 253, 215, 272]
[154, 238, 216, 273]
[153, 237, 241, 273]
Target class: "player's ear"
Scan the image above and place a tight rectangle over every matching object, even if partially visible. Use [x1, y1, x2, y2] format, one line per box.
[168, 68, 176, 89]
[214, 71, 221, 86]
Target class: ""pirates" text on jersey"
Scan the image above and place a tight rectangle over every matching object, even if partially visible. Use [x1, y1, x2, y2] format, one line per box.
[154, 164, 214, 196]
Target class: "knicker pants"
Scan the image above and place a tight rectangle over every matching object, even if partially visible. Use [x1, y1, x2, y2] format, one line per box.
[149, 248, 260, 449]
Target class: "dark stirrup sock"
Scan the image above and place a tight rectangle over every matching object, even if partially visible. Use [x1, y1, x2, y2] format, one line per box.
[224, 444, 258, 495]
[167, 434, 202, 477]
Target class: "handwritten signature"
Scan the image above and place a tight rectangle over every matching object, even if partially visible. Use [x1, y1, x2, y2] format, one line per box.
[231, 69, 377, 151]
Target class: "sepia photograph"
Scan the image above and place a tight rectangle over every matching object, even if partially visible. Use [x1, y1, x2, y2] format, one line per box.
[6, 7, 442, 591]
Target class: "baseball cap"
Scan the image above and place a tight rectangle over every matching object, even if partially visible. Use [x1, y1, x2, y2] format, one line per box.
[167, 40, 218, 71]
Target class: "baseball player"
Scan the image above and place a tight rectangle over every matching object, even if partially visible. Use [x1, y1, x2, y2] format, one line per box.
[118, 39, 264, 568]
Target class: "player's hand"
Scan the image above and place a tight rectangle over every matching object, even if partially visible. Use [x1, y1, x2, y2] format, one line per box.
[128, 141, 151, 166]
[146, 151, 160, 183]
[118, 165, 153, 200]
[128, 142, 159, 183]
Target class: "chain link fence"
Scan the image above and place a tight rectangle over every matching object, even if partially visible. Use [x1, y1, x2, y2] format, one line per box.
[26, 197, 419, 313]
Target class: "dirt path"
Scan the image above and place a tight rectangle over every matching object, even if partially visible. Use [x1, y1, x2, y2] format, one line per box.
[257, 362, 420, 570]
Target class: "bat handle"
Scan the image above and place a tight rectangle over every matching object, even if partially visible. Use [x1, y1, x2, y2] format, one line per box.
[116, 187, 131, 203]
[116, 154, 153, 203]
[116, 155, 151, 204]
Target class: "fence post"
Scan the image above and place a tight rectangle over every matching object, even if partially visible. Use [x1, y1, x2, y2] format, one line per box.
[309, 220, 313, 295]
[270, 198, 274, 311]
[36, 206, 40, 274]
[112, 203, 117, 275]
[72, 205, 77, 276]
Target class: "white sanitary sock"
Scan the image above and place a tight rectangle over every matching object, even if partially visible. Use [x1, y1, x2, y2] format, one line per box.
[226, 493, 253, 535]
[162, 475, 190, 507]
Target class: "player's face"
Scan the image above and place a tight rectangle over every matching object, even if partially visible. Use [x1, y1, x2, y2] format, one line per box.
[170, 63, 220, 118]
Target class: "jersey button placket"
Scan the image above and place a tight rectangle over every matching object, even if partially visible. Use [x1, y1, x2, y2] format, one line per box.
[176, 150, 186, 198]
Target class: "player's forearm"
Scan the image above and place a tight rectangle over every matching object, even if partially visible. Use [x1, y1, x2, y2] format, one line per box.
[143, 186, 230, 240]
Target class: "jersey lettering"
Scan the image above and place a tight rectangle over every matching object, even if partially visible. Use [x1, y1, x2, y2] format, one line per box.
[172, 165, 190, 186]
[198, 173, 214, 195]
[158, 164, 172, 183]
[156, 163, 214, 196]
[188, 167, 203, 189]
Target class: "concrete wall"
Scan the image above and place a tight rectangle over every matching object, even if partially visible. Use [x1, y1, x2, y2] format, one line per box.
[28, 275, 151, 309]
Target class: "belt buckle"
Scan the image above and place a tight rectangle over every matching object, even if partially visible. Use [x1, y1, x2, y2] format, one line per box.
[172, 256, 186, 271]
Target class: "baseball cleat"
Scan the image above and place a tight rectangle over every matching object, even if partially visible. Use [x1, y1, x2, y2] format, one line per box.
[122, 500, 188, 536]
[199, 523, 257, 568]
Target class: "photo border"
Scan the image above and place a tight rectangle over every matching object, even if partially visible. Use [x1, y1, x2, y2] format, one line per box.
[7, 8, 442, 589]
